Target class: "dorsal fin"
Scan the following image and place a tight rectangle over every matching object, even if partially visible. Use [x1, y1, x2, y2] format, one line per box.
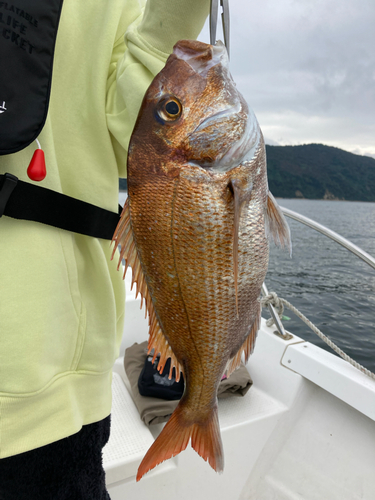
[112, 200, 183, 381]
[229, 179, 253, 317]
[265, 191, 292, 255]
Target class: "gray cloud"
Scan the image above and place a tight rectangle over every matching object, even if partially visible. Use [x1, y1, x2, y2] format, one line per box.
[199, 0, 375, 157]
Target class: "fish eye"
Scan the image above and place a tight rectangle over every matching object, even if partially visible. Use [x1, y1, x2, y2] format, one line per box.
[157, 96, 182, 122]
[165, 101, 180, 115]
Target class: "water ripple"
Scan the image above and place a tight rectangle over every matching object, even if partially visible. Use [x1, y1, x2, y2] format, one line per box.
[265, 199, 375, 373]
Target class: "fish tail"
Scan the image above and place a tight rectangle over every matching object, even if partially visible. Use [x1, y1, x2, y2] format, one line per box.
[136, 402, 223, 481]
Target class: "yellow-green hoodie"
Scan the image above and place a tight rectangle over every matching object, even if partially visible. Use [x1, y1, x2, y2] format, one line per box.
[0, 0, 209, 458]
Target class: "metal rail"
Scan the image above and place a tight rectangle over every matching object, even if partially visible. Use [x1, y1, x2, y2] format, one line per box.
[263, 206, 375, 338]
[280, 207, 375, 270]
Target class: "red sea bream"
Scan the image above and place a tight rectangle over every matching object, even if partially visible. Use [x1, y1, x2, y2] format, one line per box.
[112, 39, 291, 481]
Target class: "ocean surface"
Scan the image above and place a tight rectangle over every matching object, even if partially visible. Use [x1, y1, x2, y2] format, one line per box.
[119, 191, 375, 374]
[266, 199, 375, 373]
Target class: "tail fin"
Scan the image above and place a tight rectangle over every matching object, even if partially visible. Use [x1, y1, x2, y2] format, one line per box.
[136, 402, 223, 481]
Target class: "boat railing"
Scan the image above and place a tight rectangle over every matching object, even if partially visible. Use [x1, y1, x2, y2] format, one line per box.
[262, 206, 375, 339]
[280, 207, 375, 270]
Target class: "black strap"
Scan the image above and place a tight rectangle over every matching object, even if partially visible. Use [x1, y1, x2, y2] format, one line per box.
[0, 173, 121, 240]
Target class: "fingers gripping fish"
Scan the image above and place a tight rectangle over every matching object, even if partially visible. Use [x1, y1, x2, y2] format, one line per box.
[112, 40, 291, 481]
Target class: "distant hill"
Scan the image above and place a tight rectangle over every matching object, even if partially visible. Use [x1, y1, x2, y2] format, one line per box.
[266, 143, 375, 201]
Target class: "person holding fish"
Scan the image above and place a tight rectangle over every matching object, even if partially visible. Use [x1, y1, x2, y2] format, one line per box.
[0, 0, 210, 498]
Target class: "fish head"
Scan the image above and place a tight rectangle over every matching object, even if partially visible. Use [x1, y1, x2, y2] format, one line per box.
[131, 40, 262, 175]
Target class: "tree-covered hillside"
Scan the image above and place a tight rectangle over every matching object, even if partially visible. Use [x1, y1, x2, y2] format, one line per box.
[266, 144, 375, 201]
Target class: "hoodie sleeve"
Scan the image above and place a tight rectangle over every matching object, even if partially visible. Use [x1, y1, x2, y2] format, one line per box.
[106, 0, 210, 177]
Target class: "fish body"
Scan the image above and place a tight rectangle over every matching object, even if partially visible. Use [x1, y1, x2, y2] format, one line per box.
[112, 40, 290, 480]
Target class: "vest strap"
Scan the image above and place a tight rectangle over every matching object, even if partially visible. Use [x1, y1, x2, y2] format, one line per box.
[0, 174, 121, 240]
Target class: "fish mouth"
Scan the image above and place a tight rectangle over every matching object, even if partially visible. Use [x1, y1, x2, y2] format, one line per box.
[173, 40, 261, 172]
[173, 40, 228, 77]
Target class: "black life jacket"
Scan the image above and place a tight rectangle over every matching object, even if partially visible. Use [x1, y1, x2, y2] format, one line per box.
[0, 0, 121, 239]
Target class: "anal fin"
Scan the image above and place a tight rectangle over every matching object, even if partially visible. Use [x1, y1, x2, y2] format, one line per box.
[112, 199, 183, 381]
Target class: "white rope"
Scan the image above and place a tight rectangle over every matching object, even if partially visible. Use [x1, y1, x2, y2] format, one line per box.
[261, 292, 375, 381]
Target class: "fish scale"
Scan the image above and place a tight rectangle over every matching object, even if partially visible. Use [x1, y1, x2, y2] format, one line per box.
[170, 174, 256, 353]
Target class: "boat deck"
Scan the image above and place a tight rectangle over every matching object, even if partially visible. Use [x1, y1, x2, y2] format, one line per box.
[103, 271, 375, 500]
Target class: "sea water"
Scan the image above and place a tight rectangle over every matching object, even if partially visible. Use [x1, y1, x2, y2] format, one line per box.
[267, 199, 375, 373]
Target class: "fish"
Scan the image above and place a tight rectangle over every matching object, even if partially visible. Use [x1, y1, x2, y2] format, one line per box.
[112, 39, 291, 481]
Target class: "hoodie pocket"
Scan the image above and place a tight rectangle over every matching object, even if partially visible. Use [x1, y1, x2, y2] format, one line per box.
[0, 222, 86, 395]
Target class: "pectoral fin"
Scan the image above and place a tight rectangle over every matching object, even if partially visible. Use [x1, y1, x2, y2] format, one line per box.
[112, 200, 183, 381]
[265, 191, 292, 255]
[229, 179, 253, 316]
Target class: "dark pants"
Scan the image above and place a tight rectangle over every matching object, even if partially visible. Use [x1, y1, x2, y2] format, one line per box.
[0, 415, 111, 500]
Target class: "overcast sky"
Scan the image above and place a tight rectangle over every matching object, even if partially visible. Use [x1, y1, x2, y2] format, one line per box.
[199, 0, 375, 158]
